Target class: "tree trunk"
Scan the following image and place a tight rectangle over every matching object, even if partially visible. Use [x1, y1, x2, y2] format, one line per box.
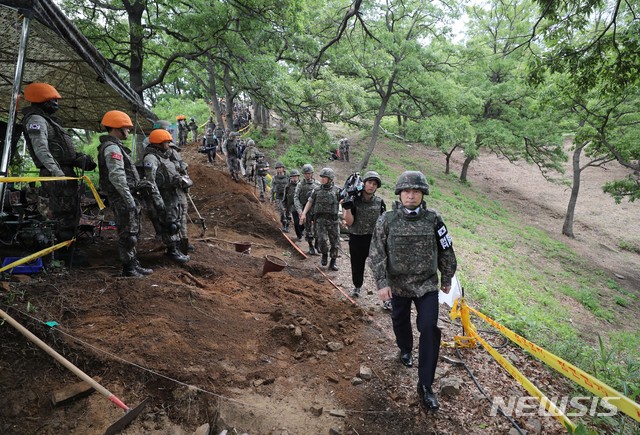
[126, 1, 145, 99]
[356, 103, 386, 172]
[254, 102, 262, 126]
[222, 64, 235, 131]
[356, 74, 395, 172]
[262, 106, 269, 131]
[460, 155, 474, 181]
[206, 59, 224, 127]
[562, 143, 586, 238]
[444, 144, 459, 175]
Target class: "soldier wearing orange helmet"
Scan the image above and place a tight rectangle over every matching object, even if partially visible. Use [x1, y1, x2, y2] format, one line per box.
[21, 82, 97, 248]
[176, 115, 188, 147]
[141, 129, 190, 263]
[97, 110, 153, 277]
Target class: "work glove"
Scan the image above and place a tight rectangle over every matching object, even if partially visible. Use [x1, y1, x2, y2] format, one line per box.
[135, 179, 154, 191]
[74, 154, 97, 171]
[179, 175, 194, 189]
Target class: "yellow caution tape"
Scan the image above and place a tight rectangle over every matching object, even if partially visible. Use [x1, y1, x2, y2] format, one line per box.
[446, 298, 477, 348]
[466, 303, 640, 423]
[238, 123, 252, 135]
[1, 176, 105, 210]
[0, 239, 74, 273]
[467, 318, 576, 430]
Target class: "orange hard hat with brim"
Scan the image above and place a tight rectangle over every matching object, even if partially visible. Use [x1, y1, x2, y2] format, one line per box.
[148, 129, 174, 144]
[101, 110, 134, 129]
[176, 115, 186, 120]
[24, 83, 61, 103]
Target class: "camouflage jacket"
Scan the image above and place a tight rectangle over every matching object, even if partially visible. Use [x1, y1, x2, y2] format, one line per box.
[294, 177, 320, 213]
[22, 105, 77, 174]
[97, 135, 139, 208]
[271, 173, 289, 199]
[368, 202, 457, 298]
[283, 180, 299, 210]
[309, 182, 341, 219]
[349, 195, 386, 235]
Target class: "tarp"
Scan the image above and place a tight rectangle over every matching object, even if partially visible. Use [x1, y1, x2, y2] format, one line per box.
[0, 0, 157, 131]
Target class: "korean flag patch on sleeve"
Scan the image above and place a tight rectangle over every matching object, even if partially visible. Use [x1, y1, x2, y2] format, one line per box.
[435, 221, 453, 251]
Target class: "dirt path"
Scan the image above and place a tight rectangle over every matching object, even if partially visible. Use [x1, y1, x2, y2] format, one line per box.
[1, 131, 637, 435]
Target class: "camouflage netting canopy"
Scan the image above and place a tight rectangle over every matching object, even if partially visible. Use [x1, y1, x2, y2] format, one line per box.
[0, 0, 157, 132]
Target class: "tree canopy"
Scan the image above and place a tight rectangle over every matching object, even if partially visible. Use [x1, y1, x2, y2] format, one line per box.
[64, 0, 639, 208]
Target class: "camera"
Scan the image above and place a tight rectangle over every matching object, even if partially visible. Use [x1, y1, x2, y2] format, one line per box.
[340, 172, 363, 210]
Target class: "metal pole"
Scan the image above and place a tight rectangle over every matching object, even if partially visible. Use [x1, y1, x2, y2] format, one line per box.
[1, 10, 31, 213]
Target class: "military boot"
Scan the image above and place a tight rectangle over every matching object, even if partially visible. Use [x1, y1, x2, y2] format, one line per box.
[321, 253, 328, 266]
[133, 259, 153, 276]
[308, 241, 316, 256]
[328, 258, 338, 271]
[166, 244, 190, 263]
[122, 264, 144, 278]
[282, 223, 289, 233]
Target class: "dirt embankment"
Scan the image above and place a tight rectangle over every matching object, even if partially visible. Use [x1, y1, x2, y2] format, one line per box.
[1, 134, 637, 434]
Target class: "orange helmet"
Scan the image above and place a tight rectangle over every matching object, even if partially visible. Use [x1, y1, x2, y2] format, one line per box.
[176, 115, 186, 120]
[101, 110, 134, 129]
[24, 83, 61, 103]
[148, 129, 174, 144]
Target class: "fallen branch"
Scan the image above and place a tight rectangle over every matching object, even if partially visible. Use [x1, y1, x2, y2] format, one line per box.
[195, 237, 272, 248]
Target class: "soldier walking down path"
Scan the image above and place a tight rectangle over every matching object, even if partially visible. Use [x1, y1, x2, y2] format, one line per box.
[369, 170, 457, 412]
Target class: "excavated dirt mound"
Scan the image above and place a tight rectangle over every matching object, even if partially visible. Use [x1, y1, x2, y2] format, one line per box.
[0, 141, 612, 435]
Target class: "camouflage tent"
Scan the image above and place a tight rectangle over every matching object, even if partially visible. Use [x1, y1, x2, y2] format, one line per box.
[0, 0, 156, 132]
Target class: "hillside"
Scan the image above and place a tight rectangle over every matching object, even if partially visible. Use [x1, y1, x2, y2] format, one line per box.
[0, 129, 638, 435]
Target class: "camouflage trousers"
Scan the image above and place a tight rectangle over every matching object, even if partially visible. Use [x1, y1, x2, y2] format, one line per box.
[256, 175, 268, 200]
[315, 217, 340, 259]
[274, 196, 287, 225]
[227, 156, 240, 180]
[155, 189, 183, 246]
[110, 196, 141, 267]
[303, 213, 316, 241]
[176, 189, 189, 240]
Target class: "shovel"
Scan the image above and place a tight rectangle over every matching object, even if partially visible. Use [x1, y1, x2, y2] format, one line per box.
[0, 308, 149, 435]
[187, 193, 207, 237]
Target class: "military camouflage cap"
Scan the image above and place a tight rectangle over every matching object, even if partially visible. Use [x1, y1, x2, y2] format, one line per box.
[302, 164, 314, 174]
[275, 161, 284, 168]
[394, 171, 429, 195]
[319, 167, 335, 180]
[362, 171, 382, 187]
[289, 169, 300, 177]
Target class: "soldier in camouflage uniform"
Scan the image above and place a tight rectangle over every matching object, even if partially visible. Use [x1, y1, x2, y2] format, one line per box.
[188, 117, 198, 142]
[142, 129, 191, 264]
[176, 116, 188, 147]
[343, 171, 386, 297]
[294, 164, 320, 255]
[341, 138, 350, 162]
[225, 131, 241, 181]
[369, 171, 457, 412]
[21, 83, 97, 245]
[300, 167, 341, 270]
[203, 117, 217, 163]
[283, 169, 303, 240]
[254, 152, 270, 201]
[271, 161, 289, 230]
[168, 143, 193, 253]
[97, 111, 153, 277]
[242, 139, 258, 181]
